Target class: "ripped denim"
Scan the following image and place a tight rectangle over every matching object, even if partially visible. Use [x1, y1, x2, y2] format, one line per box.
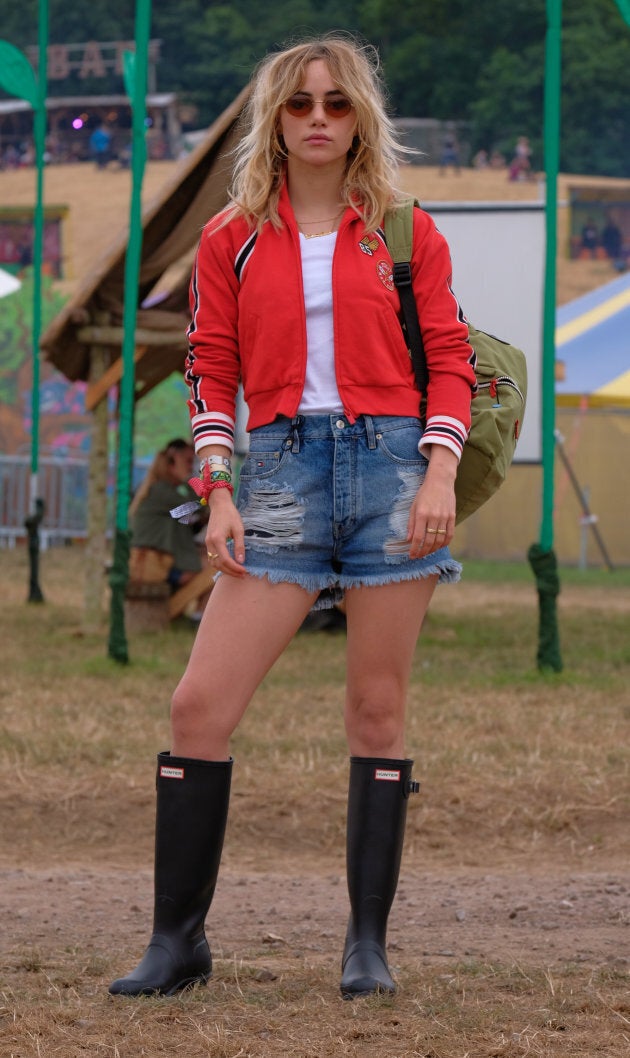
[233, 414, 461, 607]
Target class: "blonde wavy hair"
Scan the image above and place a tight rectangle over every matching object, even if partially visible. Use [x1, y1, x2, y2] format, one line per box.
[225, 35, 409, 233]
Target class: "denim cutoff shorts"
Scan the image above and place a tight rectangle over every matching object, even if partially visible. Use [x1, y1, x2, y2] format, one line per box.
[235, 414, 461, 608]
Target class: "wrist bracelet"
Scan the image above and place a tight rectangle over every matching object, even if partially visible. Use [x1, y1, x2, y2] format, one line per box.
[205, 479, 234, 496]
[188, 475, 234, 503]
[199, 456, 232, 473]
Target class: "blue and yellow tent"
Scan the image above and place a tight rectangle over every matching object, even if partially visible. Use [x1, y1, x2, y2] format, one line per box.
[556, 271, 630, 407]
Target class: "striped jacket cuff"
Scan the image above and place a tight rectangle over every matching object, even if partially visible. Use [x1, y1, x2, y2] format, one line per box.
[419, 415, 468, 462]
[191, 411, 236, 455]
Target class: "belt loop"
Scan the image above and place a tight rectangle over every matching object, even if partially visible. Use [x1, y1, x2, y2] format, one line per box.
[364, 415, 377, 450]
[290, 415, 301, 453]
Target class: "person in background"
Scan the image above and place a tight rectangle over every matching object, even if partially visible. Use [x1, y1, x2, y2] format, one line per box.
[509, 135, 533, 181]
[601, 212, 623, 265]
[109, 35, 476, 1003]
[580, 217, 600, 259]
[89, 123, 112, 169]
[129, 438, 207, 593]
[439, 125, 461, 174]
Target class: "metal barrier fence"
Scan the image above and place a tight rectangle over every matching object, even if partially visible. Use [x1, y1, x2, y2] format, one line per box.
[0, 455, 91, 549]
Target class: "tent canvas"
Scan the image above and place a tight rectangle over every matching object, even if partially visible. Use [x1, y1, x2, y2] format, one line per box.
[0, 267, 20, 298]
[40, 85, 250, 397]
[555, 271, 630, 406]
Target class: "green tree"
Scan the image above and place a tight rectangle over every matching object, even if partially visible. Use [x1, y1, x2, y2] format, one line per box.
[561, 1, 630, 174]
[1, 0, 630, 175]
[468, 44, 545, 166]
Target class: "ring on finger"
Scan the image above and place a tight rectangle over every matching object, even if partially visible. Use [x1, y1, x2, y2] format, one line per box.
[207, 551, 219, 559]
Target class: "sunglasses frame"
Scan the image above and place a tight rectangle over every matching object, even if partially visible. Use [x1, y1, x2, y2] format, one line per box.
[283, 93, 354, 119]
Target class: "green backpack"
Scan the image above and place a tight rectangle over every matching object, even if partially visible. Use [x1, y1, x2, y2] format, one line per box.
[384, 198, 527, 525]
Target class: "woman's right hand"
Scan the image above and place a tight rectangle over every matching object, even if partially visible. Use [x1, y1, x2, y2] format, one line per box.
[205, 491, 247, 577]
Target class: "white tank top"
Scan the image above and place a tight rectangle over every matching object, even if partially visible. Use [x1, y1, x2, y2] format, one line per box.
[297, 231, 343, 414]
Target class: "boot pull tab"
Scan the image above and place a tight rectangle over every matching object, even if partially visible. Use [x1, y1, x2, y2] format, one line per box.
[405, 778, 421, 798]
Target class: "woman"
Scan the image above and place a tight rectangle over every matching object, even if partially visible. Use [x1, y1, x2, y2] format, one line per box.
[109, 35, 476, 1001]
[129, 438, 205, 591]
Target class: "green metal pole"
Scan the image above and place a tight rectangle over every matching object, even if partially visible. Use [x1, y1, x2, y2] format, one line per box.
[0, 32, 47, 600]
[613, 0, 630, 27]
[540, 0, 561, 553]
[108, 0, 151, 662]
[527, 0, 563, 673]
[29, 0, 48, 501]
[27, 1, 48, 602]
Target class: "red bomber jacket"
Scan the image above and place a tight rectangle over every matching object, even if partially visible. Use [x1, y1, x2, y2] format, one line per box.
[186, 183, 477, 459]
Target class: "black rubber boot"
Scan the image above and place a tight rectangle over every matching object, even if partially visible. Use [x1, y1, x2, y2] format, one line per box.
[109, 752, 232, 997]
[340, 756, 419, 1000]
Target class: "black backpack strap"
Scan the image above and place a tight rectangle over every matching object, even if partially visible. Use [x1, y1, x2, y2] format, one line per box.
[384, 200, 429, 394]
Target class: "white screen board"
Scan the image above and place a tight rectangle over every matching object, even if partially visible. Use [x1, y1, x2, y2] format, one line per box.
[424, 202, 544, 463]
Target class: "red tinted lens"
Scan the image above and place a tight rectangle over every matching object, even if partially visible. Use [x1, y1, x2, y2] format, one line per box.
[284, 95, 353, 118]
[284, 96, 314, 117]
[323, 97, 353, 118]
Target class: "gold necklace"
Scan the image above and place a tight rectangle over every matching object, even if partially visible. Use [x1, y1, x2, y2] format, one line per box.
[296, 209, 344, 239]
[299, 227, 339, 238]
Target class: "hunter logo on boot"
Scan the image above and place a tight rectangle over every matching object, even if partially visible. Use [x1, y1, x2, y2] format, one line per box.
[374, 769, 400, 782]
[160, 766, 185, 780]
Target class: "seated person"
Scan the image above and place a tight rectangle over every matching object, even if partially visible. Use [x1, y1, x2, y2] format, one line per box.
[580, 218, 599, 258]
[601, 214, 623, 263]
[129, 439, 207, 591]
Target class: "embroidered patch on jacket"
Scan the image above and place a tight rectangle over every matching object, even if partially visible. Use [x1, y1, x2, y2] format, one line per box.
[376, 260, 395, 291]
[375, 768, 401, 782]
[359, 233, 379, 256]
[160, 765, 185, 780]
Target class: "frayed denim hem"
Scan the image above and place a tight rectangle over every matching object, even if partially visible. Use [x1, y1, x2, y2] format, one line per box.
[337, 559, 462, 594]
[237, 559, 462, 610]
[213, 568, 341, 608]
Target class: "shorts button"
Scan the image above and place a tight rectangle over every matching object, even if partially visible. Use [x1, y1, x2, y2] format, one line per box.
[336, 419, 345, 429]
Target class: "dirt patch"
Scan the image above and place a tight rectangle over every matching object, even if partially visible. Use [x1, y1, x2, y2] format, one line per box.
[2, 549, 629, 1057]
[3, 863, 629, 982]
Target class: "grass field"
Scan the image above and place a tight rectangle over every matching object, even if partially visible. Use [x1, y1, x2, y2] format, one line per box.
[1, 546, 629, 1057]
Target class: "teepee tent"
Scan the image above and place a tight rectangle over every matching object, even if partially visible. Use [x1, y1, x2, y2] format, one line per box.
[0, 267, 21, 298]
[556, 271, 630, 408]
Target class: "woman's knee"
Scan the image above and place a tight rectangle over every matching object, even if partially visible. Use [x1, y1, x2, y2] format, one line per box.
[170, 677, 235, 746]
[345, 693, 405, 756]
[171, 678, 201, 742]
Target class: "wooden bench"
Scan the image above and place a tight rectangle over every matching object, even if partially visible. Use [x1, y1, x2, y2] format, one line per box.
[168, 569, 213, 619]
[124, 548, 213, 631]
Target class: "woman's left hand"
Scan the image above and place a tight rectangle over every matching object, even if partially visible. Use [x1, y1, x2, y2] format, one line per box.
[407, 446, 458, 558]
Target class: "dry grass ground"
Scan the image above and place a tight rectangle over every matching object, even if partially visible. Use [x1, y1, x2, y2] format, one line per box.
[1, 547, 629, 1057]
[1, 160, 628, 305]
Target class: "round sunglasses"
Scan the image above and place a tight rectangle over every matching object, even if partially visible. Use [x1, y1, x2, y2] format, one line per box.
[283, 93, 354, 119]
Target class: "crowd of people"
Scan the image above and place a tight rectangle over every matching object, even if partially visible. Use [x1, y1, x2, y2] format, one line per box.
[579, 212, 625, 266]
[0, 128, 170, 171]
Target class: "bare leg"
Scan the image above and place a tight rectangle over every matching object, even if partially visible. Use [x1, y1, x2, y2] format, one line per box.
[340, 576, 437, 998]
[171, 574, 319, 760]
[344, 576, 438, 759]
